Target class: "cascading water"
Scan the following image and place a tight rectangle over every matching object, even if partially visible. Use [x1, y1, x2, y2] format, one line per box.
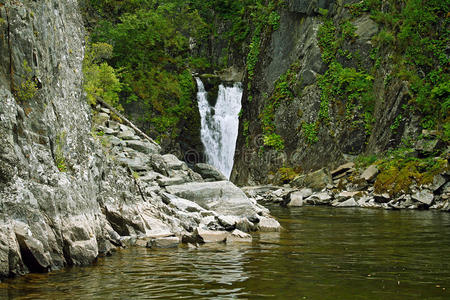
[196, 78, 242, 179]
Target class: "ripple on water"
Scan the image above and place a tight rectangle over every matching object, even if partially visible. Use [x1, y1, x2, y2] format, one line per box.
[2, 206, 450, 299]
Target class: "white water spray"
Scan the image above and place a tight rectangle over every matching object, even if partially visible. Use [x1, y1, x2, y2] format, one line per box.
[196, 78, 242, 179]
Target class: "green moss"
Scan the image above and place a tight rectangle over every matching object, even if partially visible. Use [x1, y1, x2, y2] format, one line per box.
[277, 166, 300, 184]
[373, 147, 447, 196]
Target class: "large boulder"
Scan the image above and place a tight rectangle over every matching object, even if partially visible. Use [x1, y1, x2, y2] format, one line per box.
[291, 168, 332, 191]
[166, 181, 263, 217]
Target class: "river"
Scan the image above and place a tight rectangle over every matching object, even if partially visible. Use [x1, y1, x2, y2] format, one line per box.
[2, 206, 450, 299]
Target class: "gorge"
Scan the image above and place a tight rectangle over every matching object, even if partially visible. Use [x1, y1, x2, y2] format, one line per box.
[0, 0, 449, 298]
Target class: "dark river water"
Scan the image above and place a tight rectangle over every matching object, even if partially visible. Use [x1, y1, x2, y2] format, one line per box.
[2, 206, 450, 299]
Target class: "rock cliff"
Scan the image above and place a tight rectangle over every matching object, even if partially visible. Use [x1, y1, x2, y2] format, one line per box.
[0, 0, 279, 279]
[232, 0, 446, 185]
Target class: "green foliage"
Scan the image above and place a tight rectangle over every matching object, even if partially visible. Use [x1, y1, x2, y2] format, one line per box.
[16, 61, 38, 102]
[83, 42, 122, 109]
[317, 18, 337, 64]
[367, 0, 449, 133]
[341, 21, 357, 40]
[263, 133, 284, 150]
[85, 0, 206, 140]
[302, 122, 318, 144]
[243, 119, 250, 147]
[317, 62, 374, 125]
[55, 132, 67, 172]
[390, 114, 403, 131]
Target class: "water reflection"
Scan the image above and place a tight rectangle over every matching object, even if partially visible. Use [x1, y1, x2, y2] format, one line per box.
[2, 206, 450, 299]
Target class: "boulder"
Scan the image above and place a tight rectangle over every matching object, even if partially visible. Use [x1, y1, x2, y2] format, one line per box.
[147, 236, 180, 248]
[414, 139, 445, 157]
[287, 191, 304, 207]
[166, 181, 261, 217]
[194, 163, 227, 181]
[117, 131, 139, 140]
[353, 15, 379, 41]
[431, 175, 446, 192]
[335, 198, 358, 207]
[331, 162, 355, 178]
[126, 140, 160, 154]
[218, 215, 240, 230]
[305, 192, 332, 205]
[335, 191, 361, 201]
[291, 168, 332, 191]
[194, 227, 229, 243]
[94, 112, 110, 126]
[117, 157, 150, 172]
[226, 229, 252, 244]
[257, 216, 281, 232]
[412, 190, 434, 206]
[161, 193, 206, 213]
[360, 165, 379, 182]
[162, 154, 186, 170]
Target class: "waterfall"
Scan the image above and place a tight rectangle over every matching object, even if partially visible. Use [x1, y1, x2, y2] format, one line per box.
[196, 78, 242, 179]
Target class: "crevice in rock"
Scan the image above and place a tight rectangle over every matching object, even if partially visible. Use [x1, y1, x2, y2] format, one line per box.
[4, 4, 14, 92]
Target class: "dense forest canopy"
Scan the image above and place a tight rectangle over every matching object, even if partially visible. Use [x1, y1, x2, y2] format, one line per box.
[80, 0, 449, 146]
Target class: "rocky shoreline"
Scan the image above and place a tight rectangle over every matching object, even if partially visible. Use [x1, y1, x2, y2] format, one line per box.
[243, 162, 449, 211]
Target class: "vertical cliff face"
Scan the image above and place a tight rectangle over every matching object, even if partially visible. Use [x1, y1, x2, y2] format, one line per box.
[232, 0, 425, 185]
[0, 1, 280, 279]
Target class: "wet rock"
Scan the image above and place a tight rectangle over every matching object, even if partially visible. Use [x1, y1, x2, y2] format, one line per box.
[194, 227, 229, 243]
[291, 168, 332, 191]
[226, 229, 252, 244]
[412, 190, 434, 206]
[194, 163, 227, 181]
[147, 236, 180, 248]
[360, 165, 379, 182]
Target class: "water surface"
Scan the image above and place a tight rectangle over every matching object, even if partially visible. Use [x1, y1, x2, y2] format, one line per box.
[2, 206, 450, 299]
